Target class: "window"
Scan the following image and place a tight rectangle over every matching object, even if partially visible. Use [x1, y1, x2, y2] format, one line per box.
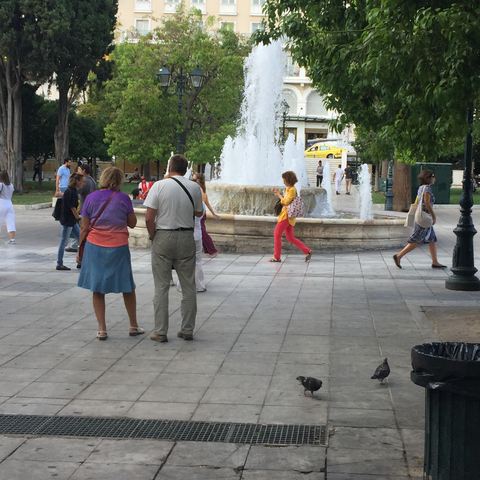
[135, 0, 151, 12]
[219, 21, 236, 30]
[135, 19, 151, 37]
[191, 0, 206, 14]
[285, 56, 300, 77]
[165, 0, 180, 13]
[251, 0, 265, 14]
[306, 91, 328, 117]
[220, 0, 236, 15]
[251, 22, 261, 33]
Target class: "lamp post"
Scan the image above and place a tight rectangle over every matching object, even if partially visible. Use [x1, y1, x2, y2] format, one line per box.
[445, 108, 480, 291]
[281, 100, 289, 144]
[385, 157, 394, 211]
[156, 65, 205, 154]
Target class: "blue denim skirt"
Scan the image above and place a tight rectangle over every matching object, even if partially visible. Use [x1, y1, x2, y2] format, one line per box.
[77, 241, 136, 294]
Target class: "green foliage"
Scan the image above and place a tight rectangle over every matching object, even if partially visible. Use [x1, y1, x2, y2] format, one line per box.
[257, 0, 480, 162]
[104, 6, 249, 165]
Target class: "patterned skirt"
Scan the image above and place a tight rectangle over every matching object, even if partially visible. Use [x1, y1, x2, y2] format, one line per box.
[408, 222, 437, 244]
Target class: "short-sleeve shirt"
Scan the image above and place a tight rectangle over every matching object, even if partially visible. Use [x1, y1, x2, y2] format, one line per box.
[77, 176, 96, 208]
[144, 176, 203, 230]
[57, 165, 71, 190]
[81, 190, 134, 247]
[0, 183, 14, 201]
[345, 167, 354, 179]
[61, 186, 79, 227]
[316, 166, 323, 175]
[334, 168, 344, 180]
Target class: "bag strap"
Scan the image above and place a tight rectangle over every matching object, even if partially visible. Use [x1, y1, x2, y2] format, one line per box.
[170, 177, 195, 218]
[90, 191, 117, 229]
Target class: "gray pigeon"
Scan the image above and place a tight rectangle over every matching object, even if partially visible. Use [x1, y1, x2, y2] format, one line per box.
[371, 358, 390, 385]
[296, 376, 323, 398]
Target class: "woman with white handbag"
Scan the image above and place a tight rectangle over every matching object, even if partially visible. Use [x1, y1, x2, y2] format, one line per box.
[268, 171, 313, 263]
[393, 169, 447, 269]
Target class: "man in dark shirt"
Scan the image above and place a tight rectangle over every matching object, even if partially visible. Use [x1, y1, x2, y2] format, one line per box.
[77, 164, 97, 209]
[344, 165, 354, 195]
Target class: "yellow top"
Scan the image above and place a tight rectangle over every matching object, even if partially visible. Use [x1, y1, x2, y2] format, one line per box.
[278, 186, 297, 226]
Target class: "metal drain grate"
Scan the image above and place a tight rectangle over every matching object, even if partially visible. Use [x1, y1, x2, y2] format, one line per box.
[0, 415, 326, 445]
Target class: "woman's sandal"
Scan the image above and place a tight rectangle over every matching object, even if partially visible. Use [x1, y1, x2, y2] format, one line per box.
[268, 258, 281, 262]
[129, 326, 145, 337]
[97, 331, 108, 340]
[305, 251, 313, 262]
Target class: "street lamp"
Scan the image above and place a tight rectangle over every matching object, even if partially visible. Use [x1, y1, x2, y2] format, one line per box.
[156, 64, 205, 154]
[445, 108, 480, 291]
[281, 100, 289, 143]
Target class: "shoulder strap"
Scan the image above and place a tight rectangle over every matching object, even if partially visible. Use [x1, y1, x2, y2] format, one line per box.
[91, 191, 117, 229]
[170, 177, 195, 215]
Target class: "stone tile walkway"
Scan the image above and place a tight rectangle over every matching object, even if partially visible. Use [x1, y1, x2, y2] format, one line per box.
[0, 205, 479, 479]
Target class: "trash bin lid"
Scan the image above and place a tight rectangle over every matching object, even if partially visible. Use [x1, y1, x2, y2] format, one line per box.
[411, 343, 480, 396]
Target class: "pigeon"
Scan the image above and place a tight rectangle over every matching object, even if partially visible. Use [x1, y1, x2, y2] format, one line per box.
[371, 358, 390, 385]
[296, 376, 323, 398]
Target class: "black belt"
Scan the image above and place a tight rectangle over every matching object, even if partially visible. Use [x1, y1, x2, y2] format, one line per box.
[157, 228, 194, 232]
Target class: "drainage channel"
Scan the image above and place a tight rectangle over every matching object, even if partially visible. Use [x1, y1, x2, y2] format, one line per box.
[0, 414, 326, 446]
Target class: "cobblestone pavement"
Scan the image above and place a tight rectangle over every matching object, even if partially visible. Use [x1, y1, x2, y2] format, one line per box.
[0, 202, 479, 479]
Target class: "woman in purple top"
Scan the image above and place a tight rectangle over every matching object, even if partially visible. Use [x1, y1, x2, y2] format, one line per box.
[77, 167, 144, 340]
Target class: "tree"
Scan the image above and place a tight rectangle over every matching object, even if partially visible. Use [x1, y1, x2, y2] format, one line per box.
[52, 0, 117, 168]
[104, 7, 249, 171]
[22, 88, 57, 186]
[257, 0, 480, 161]
[0, 0, 67, 190]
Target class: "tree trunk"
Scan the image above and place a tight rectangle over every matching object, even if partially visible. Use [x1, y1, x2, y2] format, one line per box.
[0, 58, 23, 191]
[54, 87, 70, 169]
[392, 160, 412, 212]
[374, 161, 379, 192]
[381, 160, 389, 178]
[143, 162, 151, 181]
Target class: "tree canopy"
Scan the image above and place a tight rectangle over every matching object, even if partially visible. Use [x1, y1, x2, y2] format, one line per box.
[104, 7, 250, 167]
[257, 0, 480, 161]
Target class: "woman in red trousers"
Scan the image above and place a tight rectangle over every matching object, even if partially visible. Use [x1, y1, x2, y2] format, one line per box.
[268, 171, 312, 263]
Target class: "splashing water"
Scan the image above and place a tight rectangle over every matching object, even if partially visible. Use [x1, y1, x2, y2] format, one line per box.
[217, 41, 308, 187]
[358, 164, 373, 220]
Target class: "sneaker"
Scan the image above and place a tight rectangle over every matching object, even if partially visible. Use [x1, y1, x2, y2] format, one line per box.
[177, 331, 193, 341]
[5, 239, 15, 244]
[56, 265, 71, 271]
[150, 332, 168, 343]
[205, 252, 218, 258]
[65, 247, 78, 252]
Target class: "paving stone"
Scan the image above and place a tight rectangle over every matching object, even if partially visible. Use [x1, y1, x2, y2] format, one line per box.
[0, 459, 81, 479]
[165, 442, 249, 467]
[69, 462, 161, 479]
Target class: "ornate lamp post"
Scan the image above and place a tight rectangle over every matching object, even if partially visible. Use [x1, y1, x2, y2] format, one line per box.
[445, 109, 480, 291]
[156, 65, 205, 154]
[281, 100, 290, 143]
[385, 157, 394, 211]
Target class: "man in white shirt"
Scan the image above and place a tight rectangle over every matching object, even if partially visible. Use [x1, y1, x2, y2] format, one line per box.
[145, 155, 203, 343]
[333, 164, 344, 195]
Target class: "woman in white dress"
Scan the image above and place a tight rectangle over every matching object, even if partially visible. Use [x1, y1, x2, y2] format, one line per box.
[0, 171, 16, 244]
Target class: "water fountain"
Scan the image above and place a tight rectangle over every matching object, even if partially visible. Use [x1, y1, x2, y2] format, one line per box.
[129, 42, 406, 252]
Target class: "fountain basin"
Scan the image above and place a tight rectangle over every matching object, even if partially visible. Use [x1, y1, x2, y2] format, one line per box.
[207, 183, 327, 217]
[129, 209, 407, 253]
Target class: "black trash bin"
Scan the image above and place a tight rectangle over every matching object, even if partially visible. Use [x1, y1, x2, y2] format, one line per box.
[411, 343, 480, 480]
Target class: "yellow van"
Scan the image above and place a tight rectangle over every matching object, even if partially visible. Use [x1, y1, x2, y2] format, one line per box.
[305, 143, 348, 159]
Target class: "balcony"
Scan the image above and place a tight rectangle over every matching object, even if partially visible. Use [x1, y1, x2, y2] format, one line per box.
[220, 3, 236, 15]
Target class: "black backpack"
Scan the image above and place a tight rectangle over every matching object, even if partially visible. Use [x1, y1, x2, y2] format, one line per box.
[52, 197, 62, 221]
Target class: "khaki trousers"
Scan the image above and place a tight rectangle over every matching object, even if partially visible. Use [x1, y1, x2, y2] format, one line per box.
[151, 230, 197, 336]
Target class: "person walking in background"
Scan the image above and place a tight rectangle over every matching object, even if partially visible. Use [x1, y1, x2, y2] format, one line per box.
[333, 164, 344, 195]
[33, 160, 41, 181]
[344, 164, 354, 195]
[0, 171, 16, 244]
[192, 173, 220, 258]
[56, 172, 84, 270]
[55, 158, 72, 196]
[77, 164, 97, 209]
[316, 161, 323, 187]
[393, 169, 447, 269]
[268, 171, 312, 263]
[77, 167, 143, 340]
[145, 155, 203, 343]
